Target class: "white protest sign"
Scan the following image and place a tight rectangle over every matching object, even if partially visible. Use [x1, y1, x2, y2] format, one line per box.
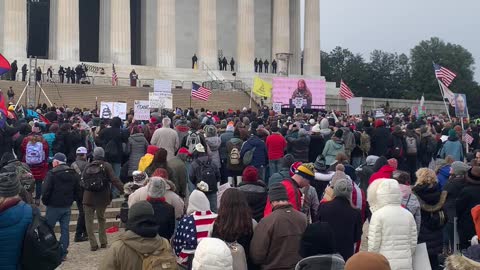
[149, 92, 173, 110]
[153, 80, 172, 93]
[293, 97, 304, 109]
[100, 102, 127, 120]
[272, 102, 282, 114]
[347, 97, 363, 115]
[374, 108, 385, 119]
[134, 100, 150, 121]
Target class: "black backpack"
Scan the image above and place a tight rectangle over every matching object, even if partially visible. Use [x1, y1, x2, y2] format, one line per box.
[391, 137, 404, 159]
[194, 160, 218, 193]
[81, 161, 107, 192]
[104, 140, 121, 161]
[21, 210, 63, 270]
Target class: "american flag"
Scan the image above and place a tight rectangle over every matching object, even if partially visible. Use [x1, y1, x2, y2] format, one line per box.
[463, 133, 474, 145]
[434, 63, 456, 87]
[340, 80, 354, 100]
[191, 82, 211, 101]
[111, 64, 118, 86]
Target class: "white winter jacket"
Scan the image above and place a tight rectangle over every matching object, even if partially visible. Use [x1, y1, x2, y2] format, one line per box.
[367, 179, 418, 270]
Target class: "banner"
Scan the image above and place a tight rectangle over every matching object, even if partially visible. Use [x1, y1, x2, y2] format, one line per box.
[374, 108, 385, 119]
[100, 102, 127, 120]
[149, 92, 173, 110]
[454, 93, 467, 118]
[134, 100, 150, 121]
[153, 80, 172, 93]
[347, 97, 363, 115]
[252, 77, 272, 98]
[272, 78, 326, 109]
[272, 102, 282, 114]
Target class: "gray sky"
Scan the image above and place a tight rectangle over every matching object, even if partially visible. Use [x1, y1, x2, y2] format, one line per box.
[301, 0, 480, 82]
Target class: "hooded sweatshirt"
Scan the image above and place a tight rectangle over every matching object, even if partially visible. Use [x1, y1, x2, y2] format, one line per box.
[369, 165, 395, 185]
[322, 137, 344, 166]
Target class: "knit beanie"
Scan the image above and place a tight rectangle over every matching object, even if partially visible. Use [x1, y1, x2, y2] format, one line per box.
[387, 158, 398, 170]
[448, 129, 457, 138]
[0, 173, 20, 198]
[242, 166, 258, 183]
[269, 183, 288, 202]
[152, 168, 169, 179]
[147, 145, 159, 155]
[451, 161, 470, 175]
[147, 177, 167, 198]
[331, 170, 347, 185]
[187, 190, 211, 215]
[345, 252, 391, 270]
[314, 155, 327, 172]
[93, 147, 105, 159]
[366, 155, 380, 166]
[282, 154, 295, 169]
[295, 163, 315, 181]
[128, 201, 154, 222]
[333, 178, 352, 200]
[299, 222, 336, 258]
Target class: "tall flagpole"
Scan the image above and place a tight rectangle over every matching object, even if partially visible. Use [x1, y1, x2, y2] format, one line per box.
[436, 79, 452, 121]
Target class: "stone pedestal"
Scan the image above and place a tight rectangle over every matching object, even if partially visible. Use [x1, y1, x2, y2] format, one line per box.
[272, 0, 290, 60]
[49, 0, 80, 61]
[198, 0, 217, 70]
[99, 0, 131, 65]
[156, 0, 176, 67]
[2, 0, 27, 59]
[304, 0, 321, 76]
[236, 0, 254, 73]
[289, 0, 301, 75]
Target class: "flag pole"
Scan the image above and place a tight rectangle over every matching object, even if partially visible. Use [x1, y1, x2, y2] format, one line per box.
[436, 79, 452, 121]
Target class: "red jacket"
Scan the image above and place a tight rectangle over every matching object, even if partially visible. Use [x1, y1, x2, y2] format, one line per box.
[264, 178, 302, 217]
[266, 133, 287, 160]
[21, 133, 49, 181]
[368, 165, 395, 185]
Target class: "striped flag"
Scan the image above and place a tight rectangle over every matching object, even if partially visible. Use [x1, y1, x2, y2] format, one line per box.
[463, 133, 474, 145]
[340, 80, 354, 100]
[191, 82, 212, 101]
[438, 80, 456, 107]
[433, 63, 456, 87]
[112, 64, 118, 86]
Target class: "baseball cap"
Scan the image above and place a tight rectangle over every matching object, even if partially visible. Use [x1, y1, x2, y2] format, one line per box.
[76, 147, 88, 155]
[53, 153, 67, 163]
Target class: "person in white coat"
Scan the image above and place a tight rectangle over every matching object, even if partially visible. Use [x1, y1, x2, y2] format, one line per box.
[367, 178, 417, 270]
[192, 237, 233, 270]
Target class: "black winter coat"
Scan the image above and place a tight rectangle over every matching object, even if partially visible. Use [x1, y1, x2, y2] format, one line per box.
[370, 127, 392, 157]
[148, 199, 176, 240]
[317, 197, 362, 261]
[287, 135, 310, 163]
[412, 184, 444, 255]
[41, 164, 81, 208]
[237, 181, 268, 222]
[308, 134, 325, 163]
[98, 127, 127, 163]
[456, 175, 480, 249]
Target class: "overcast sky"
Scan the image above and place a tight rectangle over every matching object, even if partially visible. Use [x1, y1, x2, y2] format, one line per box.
[301, 0, 480, 82]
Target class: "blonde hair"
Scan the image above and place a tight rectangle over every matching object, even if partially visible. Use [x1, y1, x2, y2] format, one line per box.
[415, 168, 437, 186]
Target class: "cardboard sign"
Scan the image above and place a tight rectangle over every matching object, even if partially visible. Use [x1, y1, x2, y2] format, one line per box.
[100, 102, 127, 120]
[149, 92, 173, 110]
[134, 100, 150, 121]
[293, 97, 304, 109]
[153, 80, 172, 93]
[347, 97, 363, 115]
[272, 102, 282, 114]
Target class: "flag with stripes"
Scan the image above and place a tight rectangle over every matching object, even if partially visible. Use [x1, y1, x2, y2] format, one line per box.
[438, 80, 456, 107]
[463, 133, 474, 145]
[191, 82, 212, 101]
[340, 80, 354, 100]
[112, 64, 118, 86]
[433, 63, 456, 87]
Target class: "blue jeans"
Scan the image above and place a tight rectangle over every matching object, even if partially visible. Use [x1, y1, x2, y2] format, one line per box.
[45, 207, 71, 257]
[206, 192, 218, 213]
[111, 163, 121, 177]
[269, 159, 281, 179]
[256, 165, 266, 182]
[35, 181, 42, 200]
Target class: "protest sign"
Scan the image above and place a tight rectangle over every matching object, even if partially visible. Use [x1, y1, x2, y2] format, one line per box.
[293, 97, 304, 109]
[272, 102, 282, 114]
[149, 92, 173, 110]
[347, 97, 362, 115]
[100, 102, 127, 120]
[134, 100, 150, 121]
[153, 80, 172, 93]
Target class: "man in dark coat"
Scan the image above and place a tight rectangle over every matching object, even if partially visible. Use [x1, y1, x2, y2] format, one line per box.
[70, 67, 75, 84]
[264, 59, 269, 73]
[258, 59, 263, 73]
[10, 60, 18, 81]
[192, 54, 198, 69]
[222, 57, 228, 71]
[254, 58, 258, 72]
[272, 59, 277, 73]
[456, 166, 480, 249]
[66, 67, 71, 83]
[237, 166, 268, 222]
[58, 66, 65, 83]
[370, 119, 392, 157]
[230, 57, 235, 71]
[21, 64, 27, 81]
[146, 177, 175, 239]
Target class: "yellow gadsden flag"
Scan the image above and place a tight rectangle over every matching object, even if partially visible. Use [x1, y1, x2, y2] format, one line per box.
[253, 77, 272, 98]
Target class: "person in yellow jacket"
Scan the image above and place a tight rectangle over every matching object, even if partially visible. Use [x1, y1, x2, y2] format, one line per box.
[138, 145, 159, 172]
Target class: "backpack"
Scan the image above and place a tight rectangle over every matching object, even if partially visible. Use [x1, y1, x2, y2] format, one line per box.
[229, 147, 241, 165]
[26, 141, 44, 165]
[342, 128, 356, 154]
[194, 160, 218, 192]
[359, 132, 371, 154]
[186, 131, 200, 154]
[391, 137, 404, 159]
[16, 163, 35, 193]
[226, 242, 248, 270]
[242, 146, 256, 166]
[21, 209, 63, 270]
[406, 136, 418, 155]
[130, 238, 177, 270]
[81, 161, 107, 192]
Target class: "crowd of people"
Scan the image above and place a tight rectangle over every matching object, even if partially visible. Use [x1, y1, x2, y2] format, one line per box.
[1, 100, 480, 269]
[4, 60, 90, 84]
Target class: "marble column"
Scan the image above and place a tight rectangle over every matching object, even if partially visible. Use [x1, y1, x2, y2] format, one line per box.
[304, 0, 321, 76]
[272, 0, 290, 60]
[198, 0, 217, 69]
[49, 0, 80, 61]
[140, 0, 156, 66]
[156, 0, 176, 67]
[236, 0, 254, 73]
[2, 0, 27, 59]
[99, 0, 131, 65]
[289, 0, 301, 75]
